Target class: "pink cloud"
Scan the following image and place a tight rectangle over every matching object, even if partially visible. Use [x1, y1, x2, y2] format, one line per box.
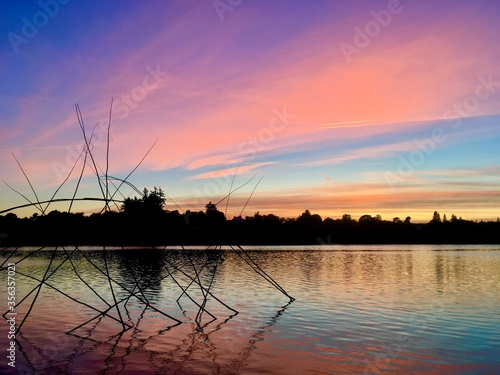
[295, 140, 417, 167]
[3, 0, 500, 222]
[187, 162, 274, 180]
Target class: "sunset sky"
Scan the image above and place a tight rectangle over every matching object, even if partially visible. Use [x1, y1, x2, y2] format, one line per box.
[1, 0, 500, 222]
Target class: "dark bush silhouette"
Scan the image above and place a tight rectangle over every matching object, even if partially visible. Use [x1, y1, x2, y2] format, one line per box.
[0, 196, 499, 245]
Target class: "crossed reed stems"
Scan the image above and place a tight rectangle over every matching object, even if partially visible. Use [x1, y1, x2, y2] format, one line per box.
[1, 100, 294, 341]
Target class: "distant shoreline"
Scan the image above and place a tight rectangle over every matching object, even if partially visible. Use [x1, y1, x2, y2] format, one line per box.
[1, 209, 499, 247]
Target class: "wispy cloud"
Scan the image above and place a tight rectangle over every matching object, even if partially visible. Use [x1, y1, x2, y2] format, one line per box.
[419, 166, 500, 178]
[187, 162, 273, 180]
[295, 140, 416, 167]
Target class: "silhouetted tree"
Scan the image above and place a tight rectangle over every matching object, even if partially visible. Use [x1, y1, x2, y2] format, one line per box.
[359, 214, 374, 223]
[298, 210, 322, 226]
[263, 213, 282, 225]
[252, 211, 262, 223]
[298, 209, 312, 221]
[324, 217, 335, 225]
[205, 202, 225, 224]
[143, 187, 165, 211]
[205, 201, 218, 212]
[341, 214, 355, 222]
[5, 213, 17, 221]
[121, 187, 165, 216]
[430, 211, 441, 224]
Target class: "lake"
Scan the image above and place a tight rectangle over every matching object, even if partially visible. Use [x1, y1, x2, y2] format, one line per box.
[1, 245, 499, 374]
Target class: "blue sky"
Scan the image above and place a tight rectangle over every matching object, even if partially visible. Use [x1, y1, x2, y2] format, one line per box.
[1, 0, 500, 221]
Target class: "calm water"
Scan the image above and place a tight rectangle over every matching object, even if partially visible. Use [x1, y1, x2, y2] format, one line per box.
[1, 245, 499, 374]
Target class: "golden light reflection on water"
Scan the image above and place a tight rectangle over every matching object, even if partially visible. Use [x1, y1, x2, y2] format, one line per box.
[0, 245, 499, 374]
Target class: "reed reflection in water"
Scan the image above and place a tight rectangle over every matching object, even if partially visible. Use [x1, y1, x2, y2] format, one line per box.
[0, 245, 499, 374]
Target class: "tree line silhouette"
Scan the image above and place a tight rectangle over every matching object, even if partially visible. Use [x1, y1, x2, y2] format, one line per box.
[1, 187, 499, 246]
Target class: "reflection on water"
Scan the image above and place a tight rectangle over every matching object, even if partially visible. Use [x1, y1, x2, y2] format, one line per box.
[1, 245, 500, 374]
